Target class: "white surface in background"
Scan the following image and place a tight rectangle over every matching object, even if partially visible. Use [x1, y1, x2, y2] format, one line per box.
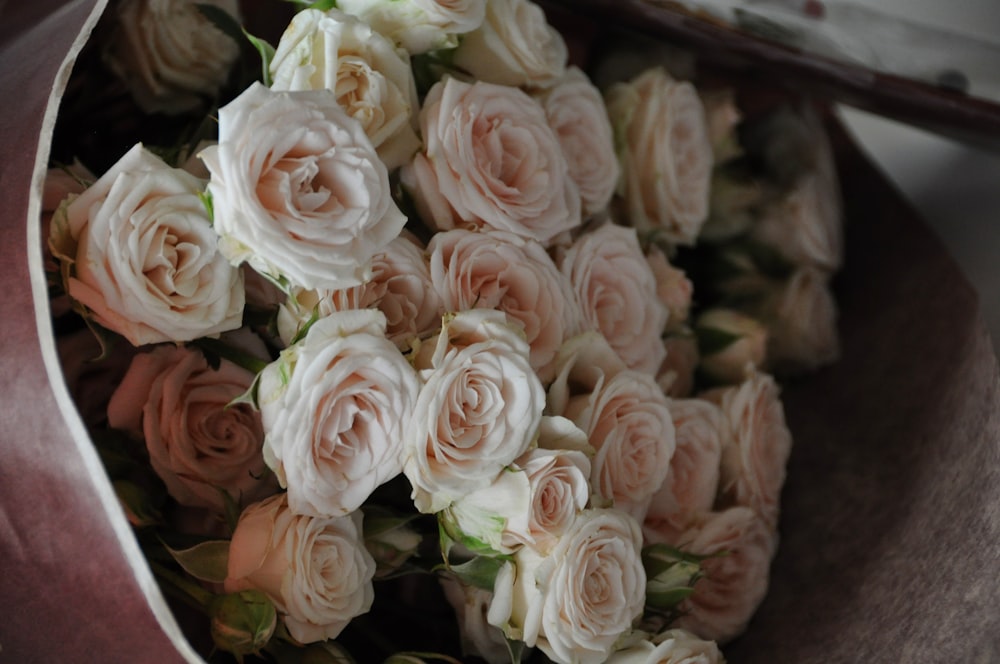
[835, 0, 1000, 352]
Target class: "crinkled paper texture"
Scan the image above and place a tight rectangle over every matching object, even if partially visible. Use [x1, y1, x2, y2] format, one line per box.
[1, 1, 998, 662]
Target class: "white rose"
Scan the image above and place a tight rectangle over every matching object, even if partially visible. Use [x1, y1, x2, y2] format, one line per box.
[402, 310, 545, 513]
[440, 576, 510, 664]
[49, 144, 244, 346]
[670, 507, 776, 644]
[606, 628, 724, 664]
[428, 228, 583, 382]
[269, 9, 420, 171]
[257, 310, 420, 517]
[643, 399, 725, 544]
[533, 67, 619, 217]
[558, 223, 669, 375]
[200, 82, 407, 291]
[103, 0, 240, 114]
[276, 231, 443, 351]
[605, 68, 714, 245]
[107, 345, 275, 512]
[489, 508, 646, 664]
[451, 0, 567, 87]
[225, 494, 376, 643]
[695, 308, 769, 385]
[702, 371, 792, 532]
[401, 76, 581, 246]
[760, 267, 840, 375]
[564, 370, 676, 520]
[336, 0, 487, 54]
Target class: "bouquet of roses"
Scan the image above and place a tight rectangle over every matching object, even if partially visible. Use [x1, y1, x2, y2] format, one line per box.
[44, 0, 842, 661]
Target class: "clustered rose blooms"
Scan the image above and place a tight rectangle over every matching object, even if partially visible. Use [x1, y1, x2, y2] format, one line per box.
[46, 0, 846, 659]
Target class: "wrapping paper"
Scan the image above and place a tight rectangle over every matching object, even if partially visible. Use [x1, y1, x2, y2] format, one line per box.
[1, 1, 997, 662]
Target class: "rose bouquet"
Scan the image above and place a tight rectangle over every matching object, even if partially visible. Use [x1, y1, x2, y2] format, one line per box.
[43, 0, 844, 662]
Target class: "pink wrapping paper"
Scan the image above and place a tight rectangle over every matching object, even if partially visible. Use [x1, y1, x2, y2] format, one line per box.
[1, 1, 998, 662]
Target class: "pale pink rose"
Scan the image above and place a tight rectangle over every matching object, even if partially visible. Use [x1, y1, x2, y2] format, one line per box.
[200, 82, 407, 290]
[400, 76, 581, 246]
[106, 344, 275, 512]
[563, 370, 676, 520]
[760, 267, 840, 375]
[257, 310, 420, 517]
[702, 371, 792, 531]
[277, 232, 443, 351]
[643, 399, 725, 544]
[657, 333, 699, 399]
[269, 9, 420, 171]
[646, 245, 693, 330]
[48, 144, 244, 346]
[55, 329, 137, 430]
[605, 628, 724, 664]
[336, 0, 487, 54]
[440, 576, 510, 664]
[511, 446, 591, 552]
[558, 223, 669, 375]
[225, 494, 376, 643]
[451, 0, 567, 87]
[670, 507, 776, 643]
[402, 310, 545, 513]
[427, 228, 582, 382]
[546, 331, 628, 418]
[489, 508, 646, 664]
[103, 0, 241, 114]
[605, 67, 714, 245]
[751, 173, 842, 273]
[695, 308, 769, 385]
[533, 67, 619, 218]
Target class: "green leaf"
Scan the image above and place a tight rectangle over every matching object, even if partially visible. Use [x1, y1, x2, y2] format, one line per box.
[196, 4, 246, 46]
[192, 337, 270, 375]
[113, 480, 162, 528]
[243, 29, 277, 86]
[695, 326, 743, 356]
[164, 539, 231, 584]
[504, 637, 526, 664]
[447, 556, 508, 592]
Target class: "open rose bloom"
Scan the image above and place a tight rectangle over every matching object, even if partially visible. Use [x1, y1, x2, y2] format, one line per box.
[7, 0, 1000, 663]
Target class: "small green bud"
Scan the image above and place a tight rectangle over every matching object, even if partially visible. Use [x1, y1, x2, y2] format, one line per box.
[642, 544, 704, 611]
[209, 590, 276, 661]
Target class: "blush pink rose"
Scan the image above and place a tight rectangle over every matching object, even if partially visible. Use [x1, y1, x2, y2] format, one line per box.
[106, 344, 275, 512]
[401, 76, 581, 246]
[225, 494, 376, 644]
[558, 223, 669, 375]
[427, 228, 583, 382]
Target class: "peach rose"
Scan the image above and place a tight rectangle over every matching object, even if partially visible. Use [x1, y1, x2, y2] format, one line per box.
[200, 82, 407, 290]
[106, 344, 274, 512]
[703, 371, 792, 531]
[401, 76, 581, 246]
[276, 231, 443, 351]
[558, 223, 669, 375]
[257, 310, 420, 517]
[533, 67, 619, 218]
[451, 0, 567, 87]
[670, 507, 776, 643]
[48, 144, 244, 346]
[605, 67, 714, 245]
[103, 0, 241, 114]
[402, 310, 545, 513]
[427, 228, 583, 382]
[225, 494, 376, 644]
[269, 8, 420, 170]
[336, 0, 487, 54]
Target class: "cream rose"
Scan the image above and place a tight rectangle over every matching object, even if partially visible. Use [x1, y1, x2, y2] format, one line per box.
[606, 628, 724, 664]
[605, 68, 713, 245]
[225, 494, 376, 643]
[276, 231, 443, 351]
[200, 82, 407, 291]
[428, 228, 583, 382]
[49, 144, 244, 346]
[489, 508, 646, 664]
[103, 0, 240, 114]
[451, 0, 567, 87]
[269, 8, 420, 171]
[643, 399, 725, 544]
[106, 345, 274, 512]
[563, 370, 676, 520]
[401, 76, 581, 246]
[336, 0, 487, 54]
[703, 371, 792, 532]
[257, 310, 420, 517]
[558, 223, 669, 375]
[402, 310, 545, 514]
[760, 267, 840, 375]
[533, 67, 619, 217]
[670, 507, 776, 643]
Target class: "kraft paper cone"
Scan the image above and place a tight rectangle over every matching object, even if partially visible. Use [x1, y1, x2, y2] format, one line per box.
[1, 2, 998, 663]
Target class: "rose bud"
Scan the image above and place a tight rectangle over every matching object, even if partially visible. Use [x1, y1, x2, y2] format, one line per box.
[695, 308, 768, 385]
[209, 590, 277, 661]
[363, 513, 423, 579]
[641, 544, 702, 611]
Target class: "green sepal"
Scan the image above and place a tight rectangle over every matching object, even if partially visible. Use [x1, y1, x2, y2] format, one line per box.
[191, 336, 270, 375]
[113, 479, 163, 528]
[196, 3, 246, 47]
[243, 29, 277, 87]
[444, 555, 509, 592]
[164, 539, 231, 584]
[198, 189, 214, 223]
[646, 585, 697, 608]
[695, 326, 743, 356]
